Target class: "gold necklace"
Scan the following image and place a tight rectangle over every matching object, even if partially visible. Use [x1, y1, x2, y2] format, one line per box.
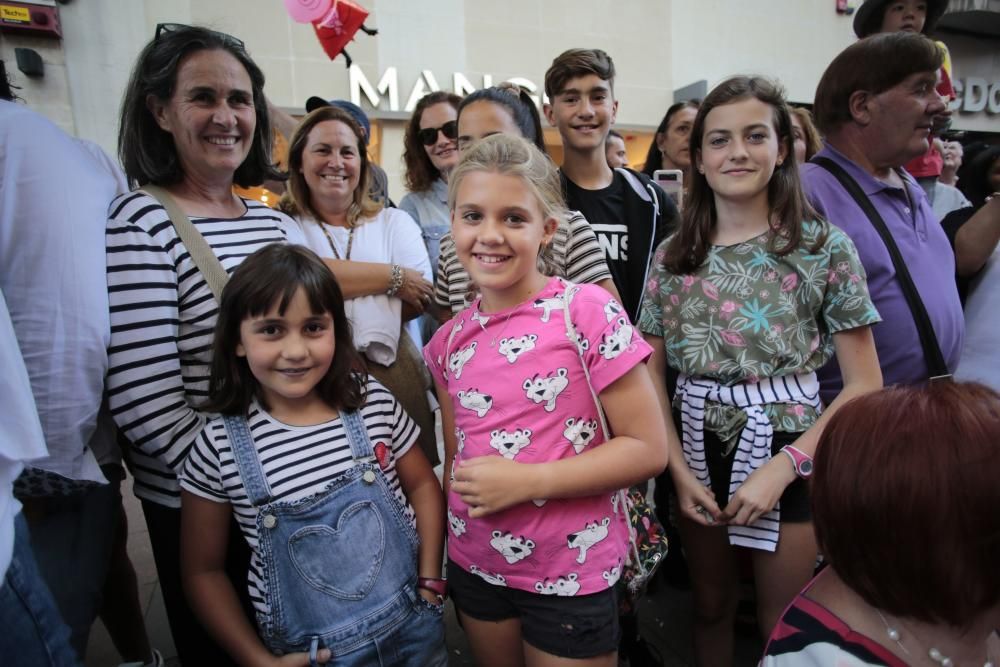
[320, 222, 354, 260]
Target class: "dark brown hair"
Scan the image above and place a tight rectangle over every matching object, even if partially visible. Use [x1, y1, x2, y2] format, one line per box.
[118, 25, 281, 189]
[403, 91, 462, 193]
[642, 99, 701, 177]
[203, 244, 366, 416]
[662, 76, 823, 275]
[544, 48, 615, 99]
[279, 105, 381, 226]
[813, 32, 943, 135]
[813, 382, 1000, 629]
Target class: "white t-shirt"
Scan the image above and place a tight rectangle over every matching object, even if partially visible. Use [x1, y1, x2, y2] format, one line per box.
[281, 207, 431, 363]
[0, 100, 119, 484]
[956, 247, 1000, 391]
[0, 289, 49, 578]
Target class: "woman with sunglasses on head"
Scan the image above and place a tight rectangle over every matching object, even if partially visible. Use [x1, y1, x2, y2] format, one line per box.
[107, 23, 304, 666]
[277, 105, 441, 469]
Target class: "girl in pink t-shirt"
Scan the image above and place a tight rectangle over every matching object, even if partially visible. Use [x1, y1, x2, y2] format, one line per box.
[423, 134, 671, 666]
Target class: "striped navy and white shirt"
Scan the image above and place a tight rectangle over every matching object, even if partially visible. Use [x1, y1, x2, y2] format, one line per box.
[179, 381, 418, 622]
[105, 191, 305, 507]
[434, 210, 613, 314]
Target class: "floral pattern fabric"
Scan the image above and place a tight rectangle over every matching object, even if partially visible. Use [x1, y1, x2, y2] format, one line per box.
[639, 221, 880, 443]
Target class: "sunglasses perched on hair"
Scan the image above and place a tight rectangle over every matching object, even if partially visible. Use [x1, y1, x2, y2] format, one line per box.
[417, 121, 458, 146]
[154, 23, 246, 49]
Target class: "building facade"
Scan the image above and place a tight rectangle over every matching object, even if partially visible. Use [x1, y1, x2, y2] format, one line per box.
[2, 0, 997, 198]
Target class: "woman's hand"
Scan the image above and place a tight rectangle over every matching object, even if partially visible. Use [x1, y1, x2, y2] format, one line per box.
[397, 268, 434, 310]
[452, 456, 534, 518]
[719, 455, 796, 526]
[674, 472, 723, 527]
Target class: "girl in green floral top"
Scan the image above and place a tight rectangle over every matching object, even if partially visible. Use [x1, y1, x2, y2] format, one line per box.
[639, 76, 883, 664]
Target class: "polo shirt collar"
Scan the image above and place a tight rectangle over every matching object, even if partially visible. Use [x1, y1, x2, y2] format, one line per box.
[816, 143, 915, 197]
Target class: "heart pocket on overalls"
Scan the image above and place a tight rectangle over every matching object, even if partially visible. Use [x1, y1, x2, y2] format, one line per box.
[287, 500, 385, 600]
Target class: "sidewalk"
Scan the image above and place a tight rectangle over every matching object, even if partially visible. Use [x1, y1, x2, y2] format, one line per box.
[85, 478, 762, 667]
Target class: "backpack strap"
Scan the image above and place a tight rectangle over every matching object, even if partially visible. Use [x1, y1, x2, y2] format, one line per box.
[811, 157, 951, 381]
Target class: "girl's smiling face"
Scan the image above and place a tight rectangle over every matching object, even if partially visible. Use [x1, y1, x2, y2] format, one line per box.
[696, 97, 786, 208]
[237, 287, 336, 416]
[451, 170, 558, 312]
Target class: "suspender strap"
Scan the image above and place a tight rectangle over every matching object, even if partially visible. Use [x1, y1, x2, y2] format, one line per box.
[222, 408, 375, 507]
[141, 184, 230, 304]
[811, 157, 951, 381]
[340, 409, 377, 462]
[222, 415, 274, 506]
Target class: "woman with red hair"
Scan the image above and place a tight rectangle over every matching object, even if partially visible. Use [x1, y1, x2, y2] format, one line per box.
[764, 382, 1000, 665]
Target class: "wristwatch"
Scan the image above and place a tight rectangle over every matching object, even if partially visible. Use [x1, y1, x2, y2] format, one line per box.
[780, 445, 814, 479]
[417, 577, 447, 602]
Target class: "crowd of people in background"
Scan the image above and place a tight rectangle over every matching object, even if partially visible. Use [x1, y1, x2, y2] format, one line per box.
[2, 0, 999, 666]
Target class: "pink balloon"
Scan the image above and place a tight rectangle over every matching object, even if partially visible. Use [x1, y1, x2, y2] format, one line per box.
[283, 0, 332, 24]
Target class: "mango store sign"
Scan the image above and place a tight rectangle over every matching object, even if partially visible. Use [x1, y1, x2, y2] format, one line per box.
[349, 65, 546, 112]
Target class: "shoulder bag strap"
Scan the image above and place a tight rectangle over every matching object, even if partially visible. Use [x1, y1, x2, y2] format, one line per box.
[811, 157, 951, 381]
[560, 288, 642, 564]
[141, 184, 229, 304]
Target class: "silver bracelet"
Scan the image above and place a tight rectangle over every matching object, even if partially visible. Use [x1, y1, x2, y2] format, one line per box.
[386, 264, 404, 296]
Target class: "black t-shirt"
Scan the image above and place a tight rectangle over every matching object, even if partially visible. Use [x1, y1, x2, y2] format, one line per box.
[563, 171, 632, 301]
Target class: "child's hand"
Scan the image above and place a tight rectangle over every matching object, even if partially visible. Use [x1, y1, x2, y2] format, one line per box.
[270, 648, 331, 666]
[418, 587, 444, 607]
[452, 456, 533, 517]
[719, 455, 796, 526]
[674, 474, 723, 526]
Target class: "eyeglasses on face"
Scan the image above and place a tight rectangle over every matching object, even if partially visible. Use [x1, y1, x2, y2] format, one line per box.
[154, 23, 245, 49]
[417, 120, 459, 146]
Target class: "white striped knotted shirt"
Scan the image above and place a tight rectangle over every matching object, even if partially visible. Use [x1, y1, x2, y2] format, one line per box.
[676, 372, 823, 551]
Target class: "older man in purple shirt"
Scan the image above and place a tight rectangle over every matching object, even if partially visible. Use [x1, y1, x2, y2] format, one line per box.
[801, 32, 963, 403]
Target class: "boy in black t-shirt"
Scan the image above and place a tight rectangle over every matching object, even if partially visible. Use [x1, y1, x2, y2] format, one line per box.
[544, 48, 678, 323]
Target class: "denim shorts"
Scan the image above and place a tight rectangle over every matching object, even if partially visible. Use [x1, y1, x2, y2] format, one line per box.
[448, 561, 620, 659]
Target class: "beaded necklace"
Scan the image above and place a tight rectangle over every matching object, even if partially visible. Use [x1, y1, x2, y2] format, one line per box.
[876, 609, 995, 667]
[320, 222, 354, 260]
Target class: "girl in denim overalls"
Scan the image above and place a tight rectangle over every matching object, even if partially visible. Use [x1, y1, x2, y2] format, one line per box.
[179, 244, 447, 667]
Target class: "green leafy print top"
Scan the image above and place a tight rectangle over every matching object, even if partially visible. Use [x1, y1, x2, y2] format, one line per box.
[639, 221, 881, 448]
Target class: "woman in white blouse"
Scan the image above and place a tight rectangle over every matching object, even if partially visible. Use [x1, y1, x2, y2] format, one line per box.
[278, 105, 439, 465]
